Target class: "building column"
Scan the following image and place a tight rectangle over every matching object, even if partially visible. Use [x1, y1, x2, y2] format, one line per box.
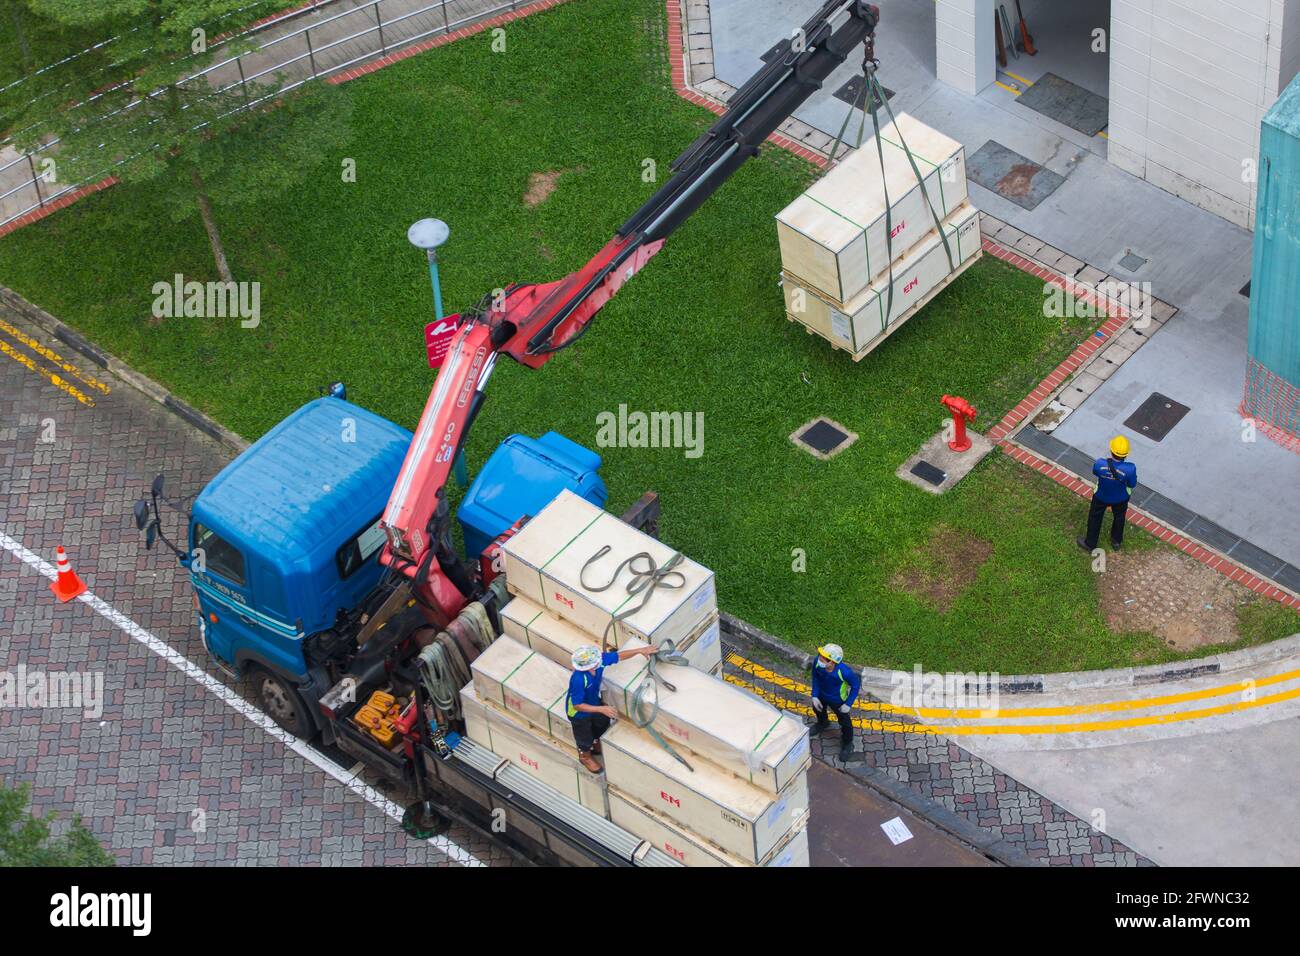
[935, 0, 995, 94]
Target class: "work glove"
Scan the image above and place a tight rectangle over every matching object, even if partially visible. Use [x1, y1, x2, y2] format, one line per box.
[838, 704, 851, 715]
[810, 697, 824, 712]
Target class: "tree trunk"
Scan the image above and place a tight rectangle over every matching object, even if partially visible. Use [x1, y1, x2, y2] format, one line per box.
[190, 167, 233, 282]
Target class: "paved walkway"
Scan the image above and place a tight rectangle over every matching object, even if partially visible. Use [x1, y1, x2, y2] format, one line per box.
[0, 306, 515, 866]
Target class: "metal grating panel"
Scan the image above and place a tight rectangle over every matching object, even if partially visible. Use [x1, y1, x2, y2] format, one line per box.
[494, 763, 645, 862]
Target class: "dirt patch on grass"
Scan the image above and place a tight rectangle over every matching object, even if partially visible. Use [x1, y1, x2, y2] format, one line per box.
[524, 167, 582, 207]
[1098, 549, 1247, 650]
[891, 526, 994, 613]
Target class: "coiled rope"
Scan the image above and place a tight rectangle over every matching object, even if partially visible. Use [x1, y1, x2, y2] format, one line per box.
[580, 545, 696, 770]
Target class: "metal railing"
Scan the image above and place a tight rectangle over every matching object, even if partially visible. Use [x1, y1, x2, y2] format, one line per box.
[0, 0, 524, 230]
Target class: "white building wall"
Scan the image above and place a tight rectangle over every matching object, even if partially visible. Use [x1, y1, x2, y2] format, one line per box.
[935, 0, 995, 95]
[1109, 0, 1299, 230]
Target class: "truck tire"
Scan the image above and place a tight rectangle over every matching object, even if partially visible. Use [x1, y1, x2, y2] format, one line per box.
[249, 666, 315, 740]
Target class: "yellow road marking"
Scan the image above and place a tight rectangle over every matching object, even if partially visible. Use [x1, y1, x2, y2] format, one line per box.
[725, 672, 1300, 736]
[1003, 69, 1035, 86]
[0, 338, 97, 406]
[0, 318, 110, 395]
[994, 80, 1022, 96]
[727, 653, 1300, 721]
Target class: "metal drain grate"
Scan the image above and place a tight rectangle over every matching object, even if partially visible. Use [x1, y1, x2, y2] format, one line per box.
[1123, 392, 1191, 442]
[910, 460, 948, 486]
[1118, 251, 1148, 272]
[791, 417, 858, 460]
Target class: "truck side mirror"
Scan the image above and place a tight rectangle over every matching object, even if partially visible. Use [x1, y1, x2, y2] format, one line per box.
[134, 500, 149, 531]
[145, 523, 158, 550]
[151, 473, 166, 498]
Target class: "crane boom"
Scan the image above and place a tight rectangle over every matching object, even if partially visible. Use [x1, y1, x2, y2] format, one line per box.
[380, 0, 881, 620]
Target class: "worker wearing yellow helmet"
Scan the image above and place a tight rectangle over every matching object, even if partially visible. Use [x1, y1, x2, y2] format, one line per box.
[809, 643, 861, 761]
[1078, 434, 1138, 553]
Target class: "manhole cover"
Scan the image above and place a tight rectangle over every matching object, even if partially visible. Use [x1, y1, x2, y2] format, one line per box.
[790, 417, 858, 459]
[1118, 251, 1148, 272]
[833, 74, 893, 110]
[1123, 392, 1190, 442]
[910, 460, 948, 486]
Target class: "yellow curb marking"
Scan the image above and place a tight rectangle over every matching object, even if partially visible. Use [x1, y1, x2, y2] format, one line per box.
[0, 337, 96, 407]
[725, 671, 1300, 736]
[1003, 69, 1035, 87]
[727, 653, 1300, 719]
[994, 80, 1023, 96]
[0, 318, 111, 395]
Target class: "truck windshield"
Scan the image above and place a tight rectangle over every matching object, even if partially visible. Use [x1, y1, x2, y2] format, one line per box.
[336, 515, 385, 580]
[194, 523, 247, 586]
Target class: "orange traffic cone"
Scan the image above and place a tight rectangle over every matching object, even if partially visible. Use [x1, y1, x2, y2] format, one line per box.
[50, 546, 87, 602]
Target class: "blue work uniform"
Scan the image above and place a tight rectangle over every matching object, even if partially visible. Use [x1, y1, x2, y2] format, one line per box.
[810, 660, 861, 747]
[1092, 457, 1137, 504]
[567, 651, 620, 754]
[1085, 457, 1137, 548]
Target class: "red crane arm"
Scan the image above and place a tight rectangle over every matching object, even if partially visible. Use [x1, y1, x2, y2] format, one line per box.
[379, 1, 882, 622]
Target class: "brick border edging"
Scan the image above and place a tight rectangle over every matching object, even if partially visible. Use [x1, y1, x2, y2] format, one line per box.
[0, 285, 249, 453]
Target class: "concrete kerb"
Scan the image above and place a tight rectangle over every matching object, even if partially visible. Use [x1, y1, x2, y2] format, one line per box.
[722, 611, 1300, 695]
[0, 285, 249, 454]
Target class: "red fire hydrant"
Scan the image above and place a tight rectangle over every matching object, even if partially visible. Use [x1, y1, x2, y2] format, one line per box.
[941, 394, 977, 452]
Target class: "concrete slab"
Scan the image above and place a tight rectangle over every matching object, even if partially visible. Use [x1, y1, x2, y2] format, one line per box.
[897, 428, 994, 494]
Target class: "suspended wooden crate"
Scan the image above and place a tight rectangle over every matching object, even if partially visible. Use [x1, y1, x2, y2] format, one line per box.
[608, 786, 810, 867]
[782, 201, 982, 360]
[501, 489, 717, 649]
[776, 112, 968, 305]
[602, 722, 809, 865]
[501, 596, 723, 675]
[459, 683, 608, 816]
[602, 661, 811, 795]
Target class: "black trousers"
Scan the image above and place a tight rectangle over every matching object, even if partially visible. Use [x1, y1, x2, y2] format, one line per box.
[570, 713, 611, 754]
[1085, 496, 1128, 549]
[812, 697, 853, 744]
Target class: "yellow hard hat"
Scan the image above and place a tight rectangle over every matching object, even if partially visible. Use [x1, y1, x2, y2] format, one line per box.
[1109, 435, 1130, 458]
[818, 644, 844, 664]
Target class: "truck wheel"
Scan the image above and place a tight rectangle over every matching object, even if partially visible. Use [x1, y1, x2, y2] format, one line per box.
[249, 667, 315, 740]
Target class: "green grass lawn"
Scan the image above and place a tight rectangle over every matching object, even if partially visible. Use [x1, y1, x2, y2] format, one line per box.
[1, 0, 1294, 671]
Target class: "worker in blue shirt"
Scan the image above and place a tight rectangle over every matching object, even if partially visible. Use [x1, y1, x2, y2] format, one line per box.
[1077, 435, 1138, 553]
[809, 643, 861, 760]
[567, 643, 657, 773]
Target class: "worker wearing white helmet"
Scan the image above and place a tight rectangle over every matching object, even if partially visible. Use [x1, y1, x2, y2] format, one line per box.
[809, 643, 861, 760]
[567, 642, 657, 773]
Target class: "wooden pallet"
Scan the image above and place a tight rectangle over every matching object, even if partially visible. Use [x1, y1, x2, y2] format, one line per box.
[786, 249, 983, 362]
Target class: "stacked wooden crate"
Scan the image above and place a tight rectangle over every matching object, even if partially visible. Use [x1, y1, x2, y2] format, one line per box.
[459, 489, 813, 866]
[776, 112, 982, 360]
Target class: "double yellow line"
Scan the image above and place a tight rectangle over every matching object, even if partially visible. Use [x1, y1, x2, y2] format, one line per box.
[0, 317, 110, 407]
[726, 653, 1300, 737]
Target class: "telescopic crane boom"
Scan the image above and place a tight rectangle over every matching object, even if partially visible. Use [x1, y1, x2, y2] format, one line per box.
[379, 0, 882, 625]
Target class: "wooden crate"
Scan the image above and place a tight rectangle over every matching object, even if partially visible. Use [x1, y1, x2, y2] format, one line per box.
[784, 202, 982, 360]
[502, 490, 717, 649]
[602, 662, 811, 795]
[470, 635, 575, 747]
[608, 786, 810, 867]
[504, 595, 723, 675]
[601, 722, 810, 864]
[459, 684, 608, 817]
[776, 113, 968, 304]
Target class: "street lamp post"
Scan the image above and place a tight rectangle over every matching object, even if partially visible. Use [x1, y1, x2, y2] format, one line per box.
[407, 217, 469, 487]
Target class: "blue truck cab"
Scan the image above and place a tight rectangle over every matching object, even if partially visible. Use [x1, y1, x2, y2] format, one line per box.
[180, 392, 606, 739]
[189, 397, 412, 695]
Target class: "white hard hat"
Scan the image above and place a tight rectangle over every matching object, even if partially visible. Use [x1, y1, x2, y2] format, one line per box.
[818, 644, 844, 664]
[571, 645, 601, 671]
